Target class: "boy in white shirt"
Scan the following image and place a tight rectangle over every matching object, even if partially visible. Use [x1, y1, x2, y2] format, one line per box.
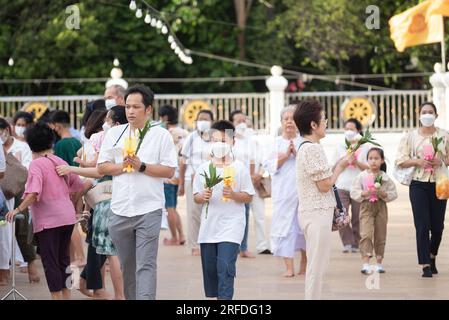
[193, 120, 255, 300]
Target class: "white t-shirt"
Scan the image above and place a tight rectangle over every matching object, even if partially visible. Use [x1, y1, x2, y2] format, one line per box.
[233, 135, 253, 168]
[181, 131, 212, 181]
[7, 138, 32, 169]
[97, 124, 178, 217]
[193, 160, 255, 244]
[333, 141, 370, 191]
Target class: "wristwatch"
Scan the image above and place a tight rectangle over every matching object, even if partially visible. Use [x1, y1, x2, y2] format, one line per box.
[139, 162, 147, 173]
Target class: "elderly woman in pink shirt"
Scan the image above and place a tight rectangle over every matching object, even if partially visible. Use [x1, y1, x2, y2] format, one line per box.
[6, 122, 84, 300]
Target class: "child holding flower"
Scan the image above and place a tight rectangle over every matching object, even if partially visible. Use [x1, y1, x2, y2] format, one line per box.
[193, 120, 255, 300]
[350, 147, 397, 274]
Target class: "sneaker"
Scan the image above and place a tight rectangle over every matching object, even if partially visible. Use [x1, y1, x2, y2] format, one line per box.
[342, 245, 352, 253]
[351, 246, 360, 253]
[430, 258, 438, 274]
[422, 266, 433, 278]
[361, 264, 371, 274]
[375, 265, 386, 273]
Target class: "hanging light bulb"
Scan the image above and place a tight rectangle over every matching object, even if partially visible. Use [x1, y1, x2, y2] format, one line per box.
[170, 42, 177, 49]
[161, 25, 168, 34]
[151, 18, 157, 27]
[8, 57, 14, 66]
[156, 20, 163, 29]
[113, 58, 120, 67]
[129, 0, 137, 10]
[185, 56, 193, 64]
[144, 12, 151, 24]
[135, 8, 143, 18]
[168, 35, 174, 43]
[175, 47, 181, 55]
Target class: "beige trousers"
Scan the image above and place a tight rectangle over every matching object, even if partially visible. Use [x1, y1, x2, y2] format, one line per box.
[299, 209, 333, 300]
[359, 201, 388, 259]
[185, 179, 202, 250]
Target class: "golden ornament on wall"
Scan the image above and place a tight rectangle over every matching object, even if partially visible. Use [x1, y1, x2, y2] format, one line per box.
[341, 97, 376, 126]
[21, 102, 48, 121]
[181, 100, 211, 129]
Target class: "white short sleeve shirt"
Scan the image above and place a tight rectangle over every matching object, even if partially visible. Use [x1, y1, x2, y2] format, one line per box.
[97, 124, 178, 217]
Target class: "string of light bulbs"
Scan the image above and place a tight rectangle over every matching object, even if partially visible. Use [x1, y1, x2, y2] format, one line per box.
[129, 0, 193, 65]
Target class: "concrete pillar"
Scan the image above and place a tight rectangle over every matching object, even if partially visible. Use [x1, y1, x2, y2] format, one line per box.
[265, 66, 288, 135]
[430, 63, 446, 128]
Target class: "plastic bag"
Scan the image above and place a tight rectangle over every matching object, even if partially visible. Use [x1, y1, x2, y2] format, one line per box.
[435, 166, 449, 200]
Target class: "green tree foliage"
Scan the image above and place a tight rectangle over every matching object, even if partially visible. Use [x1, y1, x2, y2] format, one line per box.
[0, 0, 444, 95]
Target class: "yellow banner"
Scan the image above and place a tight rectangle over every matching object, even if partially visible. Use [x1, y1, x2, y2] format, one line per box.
[389, 0, 444, 52]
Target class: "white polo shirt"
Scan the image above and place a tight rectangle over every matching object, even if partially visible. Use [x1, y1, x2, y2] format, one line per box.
[97, 123, 178, 217]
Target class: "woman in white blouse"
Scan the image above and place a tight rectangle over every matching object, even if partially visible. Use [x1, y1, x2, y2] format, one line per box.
[295, 100, 350, 300]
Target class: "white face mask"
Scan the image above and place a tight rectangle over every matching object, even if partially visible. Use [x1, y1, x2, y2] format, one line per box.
[196, 120, 211, 132]
[15, 126, 26, 137]
[0, 132, 8, 144]
[344, 130, 358, 142]
[235, 122, 247, 135]
[102, 122, 111, 132]
[105, 99, 117, 110]
[420, 114, 436, 127]
[210, 142, 231, 159]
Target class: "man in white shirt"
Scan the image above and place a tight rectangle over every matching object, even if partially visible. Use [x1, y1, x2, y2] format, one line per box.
[97, 85, 177, 300]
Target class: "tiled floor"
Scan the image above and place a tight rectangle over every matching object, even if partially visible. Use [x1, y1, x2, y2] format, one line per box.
[2, 184, 449, 300]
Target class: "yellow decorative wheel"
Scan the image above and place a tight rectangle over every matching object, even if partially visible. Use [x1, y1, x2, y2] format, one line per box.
[341, 97, 376, 126]
[22, 102, 48, 121]
[181, 100, 211, 129]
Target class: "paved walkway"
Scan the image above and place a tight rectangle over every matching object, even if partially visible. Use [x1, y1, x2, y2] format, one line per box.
[2, 185, 449, 300]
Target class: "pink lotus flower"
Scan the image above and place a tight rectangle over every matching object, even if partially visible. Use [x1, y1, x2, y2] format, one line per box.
[423, 143, 435, 173]
[364, 173, 378, 203]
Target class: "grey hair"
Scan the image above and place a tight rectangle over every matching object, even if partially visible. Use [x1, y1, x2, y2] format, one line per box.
[280, 105, 296, 120]
[110, 85, 126, 98]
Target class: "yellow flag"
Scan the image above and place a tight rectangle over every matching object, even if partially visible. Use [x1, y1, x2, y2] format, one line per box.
[429, 0, 449, 15]
[389, 0, 444, 52]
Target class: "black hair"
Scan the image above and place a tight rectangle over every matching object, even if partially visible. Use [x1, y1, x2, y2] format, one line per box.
[84, 109, 107, 139]
[13, 111, 34, 126]
[81, 99, 106, 127]
[229, 110, 245, 122]
[50, 110, 71, 126]
[367, 147, 387, 172]
[125, 84, 154, 108]
[109, 106, 128, 125]
[25, 122, 54, 153]
[196, 109, 214, 121]
[158, 104, 178, 125]
[0, 118, 11, 133]
[211, 120, 235, 139]
[419, 101, 437, 114]
[344, 118, 363, 134]
[293, 100, 323, 136]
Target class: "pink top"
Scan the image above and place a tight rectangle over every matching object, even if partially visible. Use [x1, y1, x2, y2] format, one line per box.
[90, 131, 106, 153]
[24, 154, 84, 233]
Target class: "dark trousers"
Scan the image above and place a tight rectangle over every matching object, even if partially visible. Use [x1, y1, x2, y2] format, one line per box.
[409, 180, 447, 265]
[80, 244, 107, 290]
[200, 242, 240, 300]
[35, 224, 74, 292]
[80, 210, 107, 290]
